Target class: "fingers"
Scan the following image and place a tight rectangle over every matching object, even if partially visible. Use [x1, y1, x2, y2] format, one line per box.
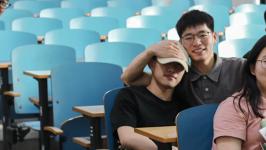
[148, 40, 188, 59]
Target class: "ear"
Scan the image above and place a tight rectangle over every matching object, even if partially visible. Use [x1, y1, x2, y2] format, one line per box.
[250, 64, 255, 76]
[148, 60, 156, 72]
[213, 32, 218, 43]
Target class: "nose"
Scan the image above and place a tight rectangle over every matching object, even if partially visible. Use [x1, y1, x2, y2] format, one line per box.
[192, 36, 202, 46]
[166, 63, 178, 73]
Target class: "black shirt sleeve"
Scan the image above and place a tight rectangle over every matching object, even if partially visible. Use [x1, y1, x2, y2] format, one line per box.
[111, 88, 138, 131]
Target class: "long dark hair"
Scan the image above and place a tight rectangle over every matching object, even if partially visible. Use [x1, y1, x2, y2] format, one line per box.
[236, 35, 266, 118]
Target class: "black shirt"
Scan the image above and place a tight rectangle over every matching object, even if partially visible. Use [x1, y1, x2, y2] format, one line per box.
[111, 86, 188, 150]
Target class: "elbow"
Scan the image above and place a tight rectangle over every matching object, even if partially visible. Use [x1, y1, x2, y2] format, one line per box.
[120, 71, 130, 86]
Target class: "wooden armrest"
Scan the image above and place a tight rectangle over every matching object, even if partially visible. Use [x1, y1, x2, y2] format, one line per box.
[161, 33, 167, 40]
[135, 12, 141, 16]
[44, 126, 63, 135]
[218, 32, 224, 37]
[4, 91, 21, 97]
[85, 13, 91, 16]
[37, 36, 44, 44]
[73, 137, 91, 148]
[100, 35, 108, 41]
[29, 97, 53, 106]
[29, 97, 40, 106]
[73, 135, 107, 149]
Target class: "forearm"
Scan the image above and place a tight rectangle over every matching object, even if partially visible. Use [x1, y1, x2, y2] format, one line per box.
[121, 49, 153, 86]
[120, 133, 157, 150]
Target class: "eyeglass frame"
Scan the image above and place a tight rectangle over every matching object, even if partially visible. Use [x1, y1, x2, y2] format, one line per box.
[181, 31, 212, 45]
[0, 0, 11, 9]
[257, 59, 266, 69]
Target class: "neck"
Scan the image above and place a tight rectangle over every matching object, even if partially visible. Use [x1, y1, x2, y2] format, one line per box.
[259, 84, 266, 99]
[146, 80, 174, 102]
[192, 53, 215, 74]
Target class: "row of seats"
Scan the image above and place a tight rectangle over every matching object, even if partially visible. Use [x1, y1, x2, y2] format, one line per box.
[1, 1, 264, 34]
[0, 0, 265, 150]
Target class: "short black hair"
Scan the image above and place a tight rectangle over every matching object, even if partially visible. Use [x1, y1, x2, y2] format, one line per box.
[176, 10, 214, 37]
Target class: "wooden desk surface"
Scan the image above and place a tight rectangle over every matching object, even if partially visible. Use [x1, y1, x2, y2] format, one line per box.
[0, 62, 11, 69]
[73, 105, 105, 118]
[24, 70, 51, 79]
[135, 126, 177, 143]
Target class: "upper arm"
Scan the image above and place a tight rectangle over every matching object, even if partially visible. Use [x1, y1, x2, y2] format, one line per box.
[117, 126, 135, 142]
[111, 89, 138, 130]
[215, 136, 242, 150]
[213, 99, 247, 149]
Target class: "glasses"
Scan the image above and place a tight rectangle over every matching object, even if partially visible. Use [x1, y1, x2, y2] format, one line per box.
[257, 59, 266, 69]
[181, 31, 211, 44]
[0, 1, 11, 9]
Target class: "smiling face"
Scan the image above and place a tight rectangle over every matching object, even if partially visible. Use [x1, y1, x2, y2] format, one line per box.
[150, 60, 185, 89]
[180, 24, 217, 64]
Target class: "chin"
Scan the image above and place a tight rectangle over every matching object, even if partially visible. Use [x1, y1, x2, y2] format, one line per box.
[164, 83, 177, 89]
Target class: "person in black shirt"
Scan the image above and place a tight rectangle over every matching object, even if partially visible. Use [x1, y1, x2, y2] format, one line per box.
[111, 42, 189, 150]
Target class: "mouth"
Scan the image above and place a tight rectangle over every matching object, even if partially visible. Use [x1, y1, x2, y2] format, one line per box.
[192, 48, 206, 54]
[164, 74, 177, 80]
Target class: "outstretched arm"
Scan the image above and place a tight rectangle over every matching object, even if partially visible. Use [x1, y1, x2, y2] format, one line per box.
[121, 40, 186, 86]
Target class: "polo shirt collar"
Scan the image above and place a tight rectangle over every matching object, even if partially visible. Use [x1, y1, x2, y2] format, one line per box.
[190, 54, 222, 82]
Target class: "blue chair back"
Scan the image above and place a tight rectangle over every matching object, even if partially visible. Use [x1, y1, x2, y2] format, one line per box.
[91, 7, 135, 27]
[167, 28, 179, 41]
[60, 0, 107, 14]
[13, 0, 59, 16]
[218, 38, 258, 58]
[0, 31, 37, 62]
[225, 24, 266, 40]
[230, 12, 265, 26]
[12, 44, 76, 114]
[60, 116, 91, 150]
[84, 42, 145, 69]
[152, 0, 193, 7]
[127, 15, 177, 34]
[44, 29, 100, 61]
[51, 62, 123, 128]
[107, 0, 151, 12]
[193, 0, 232, 9]
[12, 17, 63, 37]
[141, 6, 182, 19]
[108, 28, 161, 48]
[70, 16, 119, 37]
[40, 8, 85, 28]
[103, 88, 121, 150]
[0, 20, 4, 30]
[0, 9, 32, 30]
[235, 3, 266, 13]
[176, 104, 219, 150]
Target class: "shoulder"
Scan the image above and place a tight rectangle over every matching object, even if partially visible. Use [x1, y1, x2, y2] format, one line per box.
[116, 86, 148, 103]
[213, 93, 249, 142]
[215, 93, 249, 122]
[118, 86, 147, 97]
[219, 57, 246, 75]
[220, 57, 246, 67]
